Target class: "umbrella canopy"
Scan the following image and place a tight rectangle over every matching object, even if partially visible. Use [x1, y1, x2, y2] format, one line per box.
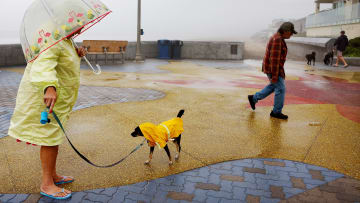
[20, 0, 111, 63]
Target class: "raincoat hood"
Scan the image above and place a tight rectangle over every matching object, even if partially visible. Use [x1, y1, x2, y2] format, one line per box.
[139, 118, 184, 148]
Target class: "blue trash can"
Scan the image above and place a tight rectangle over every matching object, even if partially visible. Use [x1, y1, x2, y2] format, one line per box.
[171, 40, 183, 59]
[157, 40, 171, 59]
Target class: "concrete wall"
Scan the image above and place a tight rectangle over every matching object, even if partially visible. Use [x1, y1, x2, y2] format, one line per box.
[286, 41, 360, 66]
[292, 18, 307, 37]
[123, 41, 244, 60]
[0, 41, 244, 67]
[286, 37, 336, 62]
[345, 57, 360, 66]
[306, 23, 360, 39]
[0, 44, 26, 67]
[124, 41, 158, 60]
[286, 41, 331, 62]
[181, 41, 244, 60]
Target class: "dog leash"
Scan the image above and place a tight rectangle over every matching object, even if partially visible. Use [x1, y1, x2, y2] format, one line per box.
[52, 111, 146, 168]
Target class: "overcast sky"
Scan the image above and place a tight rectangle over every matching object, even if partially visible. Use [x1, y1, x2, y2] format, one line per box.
[0, 0, 332, 43]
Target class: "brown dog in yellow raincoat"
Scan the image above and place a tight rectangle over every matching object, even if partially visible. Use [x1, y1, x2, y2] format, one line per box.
[131, 110, 184, 165]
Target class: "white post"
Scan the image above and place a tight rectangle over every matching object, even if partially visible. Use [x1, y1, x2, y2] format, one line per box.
[135, 0, 144, 62]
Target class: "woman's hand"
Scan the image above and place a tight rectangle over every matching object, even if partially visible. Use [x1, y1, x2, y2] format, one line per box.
[76, 47, 87, 57]
[44, 86, 57, 113]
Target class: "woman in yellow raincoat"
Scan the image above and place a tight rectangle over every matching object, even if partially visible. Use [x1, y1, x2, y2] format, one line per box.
[8, 31, 86, 199]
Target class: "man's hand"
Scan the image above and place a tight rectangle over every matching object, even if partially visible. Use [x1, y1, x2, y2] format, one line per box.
[76, 47, 87, 57]
[44, 86, 57, 113]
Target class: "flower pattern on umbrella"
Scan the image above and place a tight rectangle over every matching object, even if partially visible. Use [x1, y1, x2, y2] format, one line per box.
[20, 0, 111, 62]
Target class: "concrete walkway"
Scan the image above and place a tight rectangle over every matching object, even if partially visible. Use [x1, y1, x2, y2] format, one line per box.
[0, 59, 359, 202]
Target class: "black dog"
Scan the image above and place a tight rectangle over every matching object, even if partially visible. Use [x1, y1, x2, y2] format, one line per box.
[131, 110, 184, 165]
[323, 50, 334, 66]
[306, 52, 316, 66]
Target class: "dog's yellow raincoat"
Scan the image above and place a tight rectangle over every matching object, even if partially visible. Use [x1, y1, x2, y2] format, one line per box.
[139, 117, 184, 148]
[8, 40, 81, 146]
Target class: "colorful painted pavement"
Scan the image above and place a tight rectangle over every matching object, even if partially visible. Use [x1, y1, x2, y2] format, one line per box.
[0, 60, 360, 202]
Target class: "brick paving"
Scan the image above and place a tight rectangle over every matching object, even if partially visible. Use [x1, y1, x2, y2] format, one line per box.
[1, 158, 359, 203]
[0, 70, 21, 138]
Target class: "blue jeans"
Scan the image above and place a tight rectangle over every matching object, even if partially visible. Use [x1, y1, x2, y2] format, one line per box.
[253, 74, 286, 114]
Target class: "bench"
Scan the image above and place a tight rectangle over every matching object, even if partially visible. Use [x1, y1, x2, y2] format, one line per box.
[82, 40, 128, 64]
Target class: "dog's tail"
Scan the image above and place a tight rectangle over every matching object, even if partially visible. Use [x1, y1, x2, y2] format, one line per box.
[177, 109, 185, 118]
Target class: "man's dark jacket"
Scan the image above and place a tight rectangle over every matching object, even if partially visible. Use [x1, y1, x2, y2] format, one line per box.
[334, 35, 349, 52]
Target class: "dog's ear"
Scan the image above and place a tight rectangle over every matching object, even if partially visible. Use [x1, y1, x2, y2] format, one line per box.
[132, 126, 144, 137]
[131, 126, 141, 137]
[136, 126, 144, 137]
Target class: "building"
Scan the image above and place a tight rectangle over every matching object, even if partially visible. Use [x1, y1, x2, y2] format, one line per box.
[251, 19, 298, 42]
[292, 18, 307, 37]
[248, 0, 359, 65]
[306, 0, 360, 39]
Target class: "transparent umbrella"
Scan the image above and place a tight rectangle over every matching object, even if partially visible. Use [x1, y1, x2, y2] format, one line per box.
[20, 0, 111, 74]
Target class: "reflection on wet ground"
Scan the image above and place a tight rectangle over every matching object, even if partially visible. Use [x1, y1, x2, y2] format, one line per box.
[80, 59, 262, 73]
[0, 59, 359, 202]
[80, 59, 169, 73]
[183, 59, 262, 70]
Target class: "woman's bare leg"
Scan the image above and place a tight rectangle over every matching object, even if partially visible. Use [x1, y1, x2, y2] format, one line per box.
[50, 147, 72, 188]
[40, 146, 71, 196]
[50, 145, 58, 179]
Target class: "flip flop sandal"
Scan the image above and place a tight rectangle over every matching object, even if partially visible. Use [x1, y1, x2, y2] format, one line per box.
[343, 64, 349, 68]
[55, 176, 74, 185]
[40, 188, 72, 200]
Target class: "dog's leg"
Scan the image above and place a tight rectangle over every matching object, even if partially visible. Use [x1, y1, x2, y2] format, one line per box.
[164, 145, 173, 165]
[145, 146, 154, 165]
[174, 134, 182, 160]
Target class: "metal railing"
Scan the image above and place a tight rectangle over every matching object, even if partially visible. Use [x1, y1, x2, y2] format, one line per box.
[306, 3, 360, 28]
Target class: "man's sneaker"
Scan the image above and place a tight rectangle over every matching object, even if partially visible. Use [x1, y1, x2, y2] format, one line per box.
[248, 95, 256, 110]
[270, 111, 288, 120]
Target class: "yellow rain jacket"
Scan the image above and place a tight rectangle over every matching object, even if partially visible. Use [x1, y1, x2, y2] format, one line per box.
[139, 117, 184, 148]
[8, 40, 81, 146]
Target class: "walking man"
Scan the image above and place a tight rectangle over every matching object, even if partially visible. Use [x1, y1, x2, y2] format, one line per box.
[334, 31, 349, 68]
[248, 22, 297, 120]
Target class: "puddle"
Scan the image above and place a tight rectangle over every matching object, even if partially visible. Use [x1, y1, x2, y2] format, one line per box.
[80, 59, 170, 73]
[184, 59, 262, 69]
[309, 122, 321, 126]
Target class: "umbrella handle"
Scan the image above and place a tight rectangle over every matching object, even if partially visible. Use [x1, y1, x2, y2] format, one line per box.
[71, 39, 101, 75]
[83, 56, 102, 75]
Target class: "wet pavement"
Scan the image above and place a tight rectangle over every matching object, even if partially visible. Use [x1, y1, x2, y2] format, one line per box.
[2, 158, 359, 203]
[80, 60, 169, 73]
[0, 59, 360, 202]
